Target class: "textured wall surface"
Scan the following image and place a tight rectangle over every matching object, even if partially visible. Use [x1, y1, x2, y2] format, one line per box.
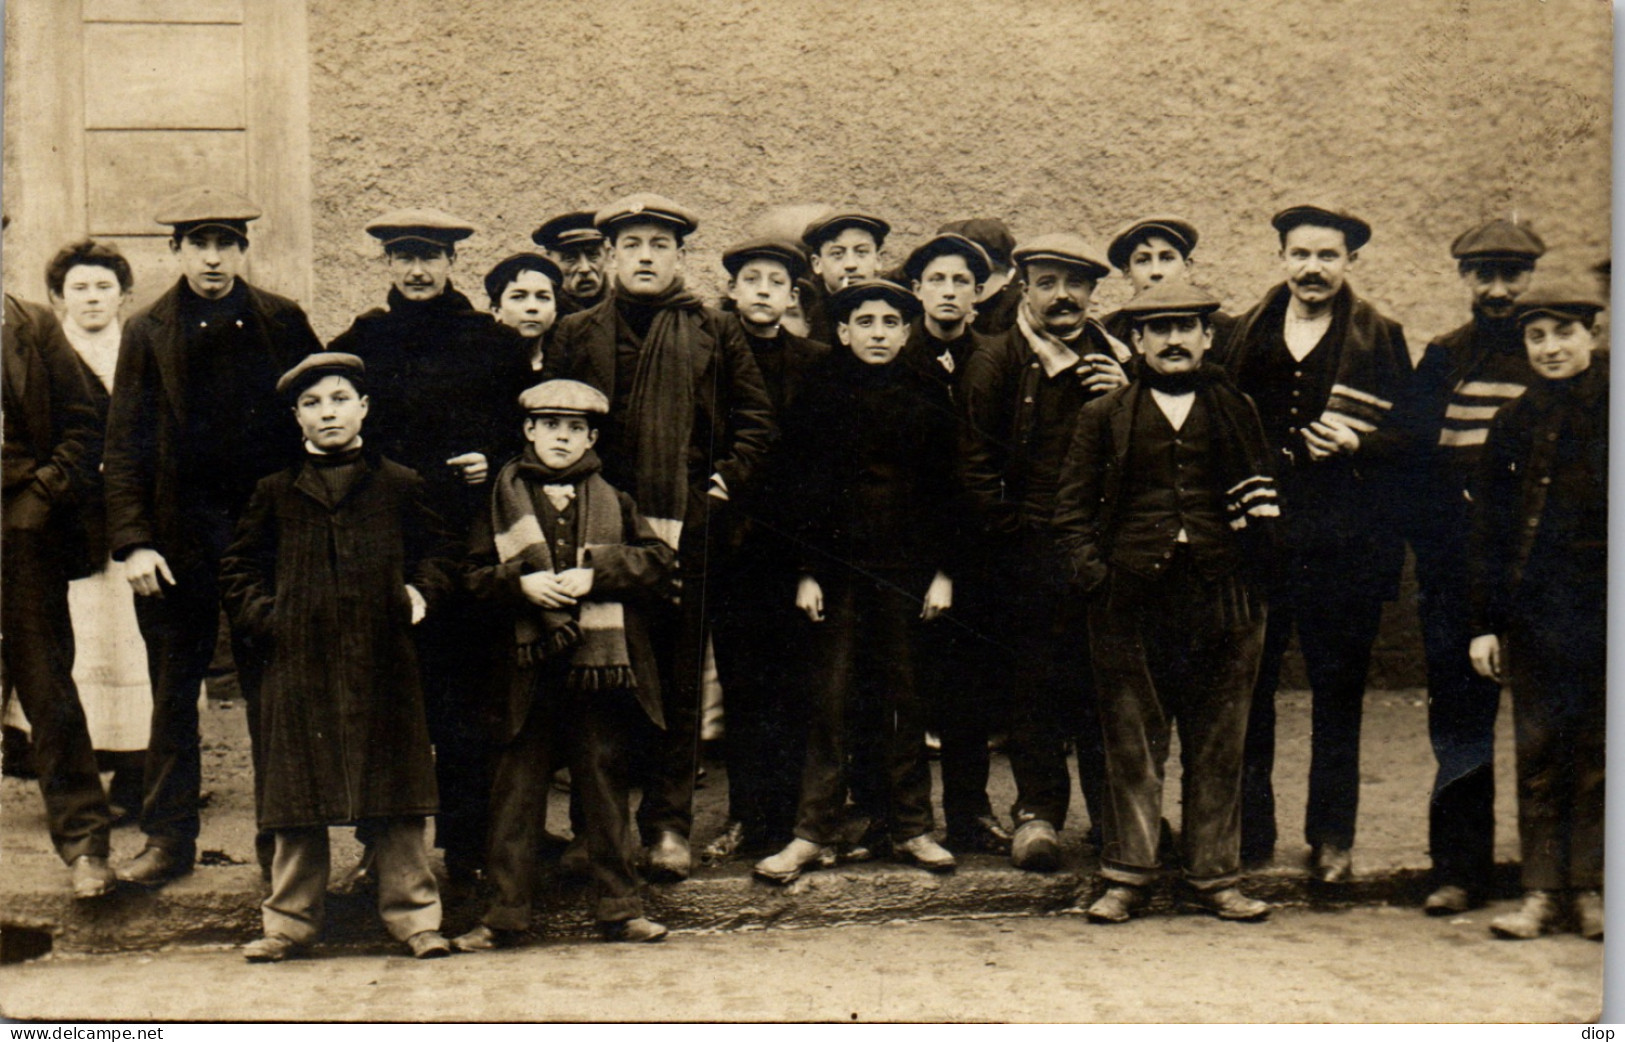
[306, 0, 1611, 344]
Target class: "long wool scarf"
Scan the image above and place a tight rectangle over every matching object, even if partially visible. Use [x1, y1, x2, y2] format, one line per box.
[491, 448, 636, 691]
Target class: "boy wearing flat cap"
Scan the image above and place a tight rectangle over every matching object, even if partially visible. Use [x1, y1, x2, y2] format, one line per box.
[800, 210, 893, 347]
[455, 380, 676, 948]
[1101, 215, 1237, 349]
[221, 353, 460, 962]
[754, 280, 959, 884]
[1397, 218, 1545, 916]
[937, 218, 1021, 336]
[1054, 284, 1279, 923]
[105, 186, 323, 887]
[1468, 286, 1607, 942]
[533, 210, 611, 318]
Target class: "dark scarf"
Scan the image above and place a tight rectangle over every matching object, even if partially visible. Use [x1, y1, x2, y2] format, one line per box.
[491, 446, 636, 690]
[303, 441, 366, 508]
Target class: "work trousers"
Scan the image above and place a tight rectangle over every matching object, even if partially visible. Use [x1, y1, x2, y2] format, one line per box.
[485, 681, 646, 929]
[417, 604, 495, 870]
[793, 568, 934, 847]
[262, 817, 440, 945]
[917, 568, 995, 834]
[1089, 553, 1264, 889]
[1, 528, 111, 863]
[1240, 551, 1384, 859]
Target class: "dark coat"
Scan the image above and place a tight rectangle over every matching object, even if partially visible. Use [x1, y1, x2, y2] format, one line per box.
[104, 278, 322, 566]
[2, 295, 108, 576]
[219, 454, 459, 829]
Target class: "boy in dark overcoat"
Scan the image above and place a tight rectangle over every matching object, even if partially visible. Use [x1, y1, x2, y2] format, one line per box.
[220, 353, 459, 962]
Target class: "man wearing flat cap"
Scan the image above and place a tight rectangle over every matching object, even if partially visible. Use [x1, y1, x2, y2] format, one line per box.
[104, 186, 323, 886]
[545, 192, 776, 880]
[938, 218, 1021, 336]
[957, 231, 1130, 871]
[1396, 218, 1544, 916]
[800, 210, 892, 348]
[533, 211, 611, 318]
[1055, 283, 1280, 922]
[1222, 203, 1412, 881]
[328, 207, 516, 884]
[1101, 215, 1236, 349]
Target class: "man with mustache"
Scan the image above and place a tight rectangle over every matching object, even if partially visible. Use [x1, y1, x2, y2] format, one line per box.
[1054, 283, 1279, 922]
[534, 211, 611, 318]
[1100, 215, 1236, 349]
[958, 232, 1129, 871]
[800, 210, 891, 348]
[1222, 204, 1412, 882]
[544, 193, 776, 881]
[1398, 219, 1545, 915]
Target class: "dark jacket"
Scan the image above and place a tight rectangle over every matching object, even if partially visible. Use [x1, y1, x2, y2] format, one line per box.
[2, 295, 108, 576]
[219, 453, 460, 829]
[104, 278, 322, 566]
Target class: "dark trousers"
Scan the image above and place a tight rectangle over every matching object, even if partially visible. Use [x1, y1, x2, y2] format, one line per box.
[484, 680, 646, 928]
[1, 527, 111, 863]
[1414, 534, 1500, 891]
[1089, 554, 1264, 889]
[1240, 551, 1384, 858]
[917, 575, 995, 833]
[1507, 611, 1605, 892]
[418, 606, 495, 868]
[793, 568, 934, 846]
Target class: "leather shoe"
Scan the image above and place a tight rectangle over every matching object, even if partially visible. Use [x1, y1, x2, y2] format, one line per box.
[600, 917, 668, 943]
[1010, 820, 1061, 872]
[701, 820, 749, 862]
[1190, 887, 1271, 921]
[946, 815, 1013, 855]
[895, 833, 956, 874]
[645, 830, 692, 882]
[754, 838, 829, 884]
[1490, 890, 1560, 939]
[1573, 890, 1604, 941]
[71, 855, 115, 900]
[406, 930, 453, 959]
[242, 934, 303, 963]
[451, 924, 520, 952]
[1311, 844, 1353, 884]
[117, 845, 194, 888]
[1423, 884, 1472, 917]
[1086, 885, 1149, 923]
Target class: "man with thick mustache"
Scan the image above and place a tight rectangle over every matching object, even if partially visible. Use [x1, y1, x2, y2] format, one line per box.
[1221, 204, 1411, 882]
[1399, 219, 1545, 915]
[958, 232, 1129, 871]
[534, 211, 611, 318]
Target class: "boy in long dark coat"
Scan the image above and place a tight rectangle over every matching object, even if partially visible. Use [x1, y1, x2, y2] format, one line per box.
[221, 353, 459, 962]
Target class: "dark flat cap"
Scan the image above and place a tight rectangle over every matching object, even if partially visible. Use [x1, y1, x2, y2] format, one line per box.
[721, 237, 808, 280]
[1271, 204, 1371, 252]
[937, 218, 1016, 269]
[532, 211, 605, 251]
[828, 278, 922, 323]
[1451, 219, 1545, 261]
[518, 379, 610, 417]
[1011, 232, 1112, 280]
[277, 352, 365, 398]
[155, 186, 262, 233]
[1107, 215, 1200, 271]
[1116, 282, 1223, 321]
[1514, 282, 1607, 326]
[904, 233, 993, 284]
[365, 208, 476, 248]
[595, 193, 699, 238]
[483, 252, 564, 306]
[802, 210, 891, 250]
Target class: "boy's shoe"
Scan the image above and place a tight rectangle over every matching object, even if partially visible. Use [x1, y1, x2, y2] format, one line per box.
[1086, 885, 1149, 924]
[1189, 887, 1271, 921]
[896, 833, 957, 873]
[1010, 820, 1061, 872]
[1423, 884, 1472, 917]
[71, 855, 116, 900]
[645, 831, 691, 882]
[600, 917, 668, 943]
[1490, 890, 1560, 939]
[946, 815, 1013, 855]
[451, 924, 521, 952]
[1310, 844, 1353, 884]
[754, 838, 829, 884]
[1573, 890, 1604, 941]
[242, 934, 304, 963]
[406, 930, 453, 959]
[117, 844, 194, 888]
[701, 820, 749, 862]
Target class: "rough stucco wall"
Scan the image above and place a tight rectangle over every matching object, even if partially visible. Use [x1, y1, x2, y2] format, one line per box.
[305, 0, 1610, 345]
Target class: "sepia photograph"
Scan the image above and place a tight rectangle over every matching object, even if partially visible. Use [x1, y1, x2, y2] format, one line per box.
[0, 0, 1613, 1024]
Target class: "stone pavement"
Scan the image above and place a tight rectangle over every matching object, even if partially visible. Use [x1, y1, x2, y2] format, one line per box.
[0, 687, 1521, 956]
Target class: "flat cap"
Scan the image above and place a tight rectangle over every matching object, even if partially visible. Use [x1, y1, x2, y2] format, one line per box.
[1513, 282, 1607, 326]
[154, 186, 262, 233]
[365, 208, 476, 248]
[518, 379, 610, 417]
[802, 210, 891, 251]
[594, 193, 699, 238]
[828, 278, 922, 323]
[721, 237, 808, 280]
[277, 352, 365, 399]
[1271, 203, 1371, 252]
[1011, 232, 1112, 280]
[532, 211, 605, 251]
[483, 252, 564, 305]
[904, 233, 993, 284]
[1451, 219, 1545, 261]
[1107, 215, 1200, 271]
[937, 218, 1016, 269]
[1115, 281, 1223, 322]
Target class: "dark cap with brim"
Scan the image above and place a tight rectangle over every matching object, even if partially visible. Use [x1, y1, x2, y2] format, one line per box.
[721, 237, 808, 280]
[532, 210, 605, 251]
[904, 233, 993, 284]
[1107, 215, 1199, 271]
[1116, 282, 1223, 323]
[1011, 232, 1112, 280]
[1271, 203, 1371, 252]
[828, 278, 922, 323]
[1451, 219, 1545, 261]
[802, 210, 891, 251]
[594, 193, 699, 238]
[936, 218, 1016, 269]
[518, 379, 610, 417]
[1514, 283, 1607, 326]
[366, 208, 476, 249]
[277, 352, 365, 399]
[483, 253, 564, 306]
[155, 186, 262, 237]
